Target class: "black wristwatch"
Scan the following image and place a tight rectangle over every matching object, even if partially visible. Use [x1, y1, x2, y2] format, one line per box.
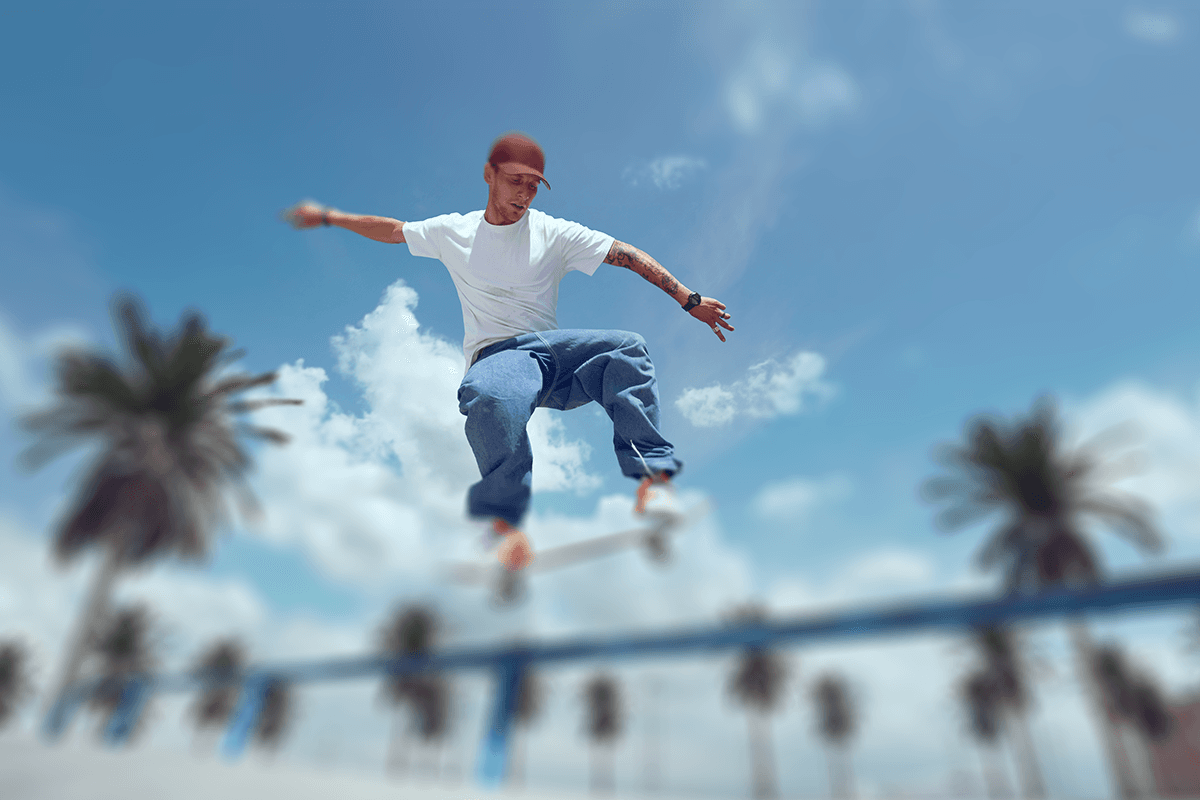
[682, 292, 702, 312]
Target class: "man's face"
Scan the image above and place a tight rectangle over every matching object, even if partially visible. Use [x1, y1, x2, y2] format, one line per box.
[484, 163, 540, 225]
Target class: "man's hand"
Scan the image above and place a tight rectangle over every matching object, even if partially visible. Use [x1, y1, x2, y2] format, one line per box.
[280, 202, 329, 229]
[280, 203, 406, 243]
[689, 298, 735, 342]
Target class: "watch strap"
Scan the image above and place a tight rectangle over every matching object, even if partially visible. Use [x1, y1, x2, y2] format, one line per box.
[682, 292, 702, 312]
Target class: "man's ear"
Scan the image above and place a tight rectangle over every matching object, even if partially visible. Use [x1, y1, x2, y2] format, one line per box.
[483, 162, 495, 185]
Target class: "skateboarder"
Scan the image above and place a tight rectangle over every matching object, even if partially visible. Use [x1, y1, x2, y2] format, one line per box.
[284, 133, 734, 572]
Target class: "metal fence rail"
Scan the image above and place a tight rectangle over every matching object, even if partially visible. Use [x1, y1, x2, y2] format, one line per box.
[43, 564, 1200, 787]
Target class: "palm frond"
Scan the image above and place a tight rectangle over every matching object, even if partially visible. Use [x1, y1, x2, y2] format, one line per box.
[225, 398, 304, 414]
[514, 669, 545, 726]
[378, 604, 442, 706]
[255, 677, 295, 749]
[926, 395, 1162, 594]
[975, 520, 1025, 573]
[208, 371, 281, 399]
[961, 670, 1002, 743]
[1076, 496, 1164, 554]
[189, 638, 247, 729]
[812, 673, 856, 743]
[115, 295, 165, 386]
[973, 626, 1032, 712]
[583, 673, 622, 743]
[21, 293, 301, 571]
[0, 640, 35, 728]
[88, 603, 160, 732]
[1036, 525, 1101, 586]
[935, 503, 1000, 533]
[235, 423, 291, 446]
[406, 674, 451, 741]
[1130, 676, 1174, 741]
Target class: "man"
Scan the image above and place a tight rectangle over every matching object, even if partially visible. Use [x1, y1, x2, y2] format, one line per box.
[285, 132, 734, 572]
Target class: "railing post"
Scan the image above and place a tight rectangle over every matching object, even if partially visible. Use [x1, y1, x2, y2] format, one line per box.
[103, 675, 153, 745]
[41, 681, 90, 743]
[476, 654, 527, 788]
[221, 673, 271, 761]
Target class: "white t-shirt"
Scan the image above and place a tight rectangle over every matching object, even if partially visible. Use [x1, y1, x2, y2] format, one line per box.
[403, 208, 616, 368]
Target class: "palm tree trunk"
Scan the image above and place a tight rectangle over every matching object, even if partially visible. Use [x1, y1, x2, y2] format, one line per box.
[747, 710, 779, 800]
[386, 710, 408, 778]
[588, 742, 615, 794]
[590, 742, 601, 794]
[606, 742, 616, 794]
[824, 742, 839, 799]
[1068, 621, 1139, 800]
[44, 543, 123, 729]
[824, 741, 854, 799]
[978, 742, 1012, 800]
[1120, 724, 1156, 800]
[510, 727, 526, 788]
[838, 741, 857, 799]
[1002, 709, 1046, 799]
[426, 740, 442, 781]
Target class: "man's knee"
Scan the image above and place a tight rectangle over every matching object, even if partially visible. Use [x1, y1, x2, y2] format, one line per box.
[613, 330, 648, 354]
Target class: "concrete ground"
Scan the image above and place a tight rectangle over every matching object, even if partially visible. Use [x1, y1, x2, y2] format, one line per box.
[0, 733, 702, 800]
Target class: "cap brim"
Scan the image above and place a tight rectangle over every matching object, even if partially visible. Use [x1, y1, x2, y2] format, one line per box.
[494, 163, 551, 190]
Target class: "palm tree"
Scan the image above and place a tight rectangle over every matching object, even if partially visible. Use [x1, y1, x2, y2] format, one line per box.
[583, 672, 623, 795]
[509, 667, 547, 789]
[17, 294, 300, 729]
[0, 638, 35, 732]
[406, 673, 453, 779]
[724, 604, 792, 800]
[186, 637, 247, 756]
[971, 626, 1045, 799]
[1090, 642, 1174, 799]
[87, 603, 159, 741]
[811, 672, 858, 799]
[254, 677, 295, 757]
[922, 395, 1164, 799]
[377, 602, 443, 778]
[960, 669, 1014, 800]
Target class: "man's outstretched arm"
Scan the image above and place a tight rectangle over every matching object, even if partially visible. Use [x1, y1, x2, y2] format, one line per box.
[604, 240, 735, 342]
[282, 202, 406, 244]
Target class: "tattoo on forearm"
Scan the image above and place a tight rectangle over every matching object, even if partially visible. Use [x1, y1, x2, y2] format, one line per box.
[605, 241, 681, 298]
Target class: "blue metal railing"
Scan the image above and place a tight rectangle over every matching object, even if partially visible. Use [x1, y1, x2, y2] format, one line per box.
[44, 563, 1200, 787]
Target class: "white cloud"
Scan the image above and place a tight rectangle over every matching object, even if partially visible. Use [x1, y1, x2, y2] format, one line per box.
[722, 40, 861, 135]
[243, 281, 603, 586]
[8, 295, 1200, 797]
[841, 549, 936, 591]
[675, 351, 835, 427]
[0, 313, 89, 412]
[1124, 9, 1181, 44]
[623, 156, 708, 190]
[795, 62, 862, 128]
[751, 473, 852, 522]
[1065, 380, 1200, 549]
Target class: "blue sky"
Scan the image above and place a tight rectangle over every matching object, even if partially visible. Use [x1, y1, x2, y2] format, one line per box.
[3, 2, 1200, 798]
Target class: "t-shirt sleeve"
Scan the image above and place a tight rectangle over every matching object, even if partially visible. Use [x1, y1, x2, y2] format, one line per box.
[553, 218, 616, 277]
[402, 215, 450, 260]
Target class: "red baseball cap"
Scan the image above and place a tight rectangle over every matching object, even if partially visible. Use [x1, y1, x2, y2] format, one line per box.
[488, 132, 551, 190]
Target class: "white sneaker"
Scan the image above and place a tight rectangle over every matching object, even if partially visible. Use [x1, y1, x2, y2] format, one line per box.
[636, 476, 682, 524]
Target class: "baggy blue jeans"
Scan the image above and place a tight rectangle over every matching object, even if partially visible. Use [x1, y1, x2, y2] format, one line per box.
[457, 329, 683, 526]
